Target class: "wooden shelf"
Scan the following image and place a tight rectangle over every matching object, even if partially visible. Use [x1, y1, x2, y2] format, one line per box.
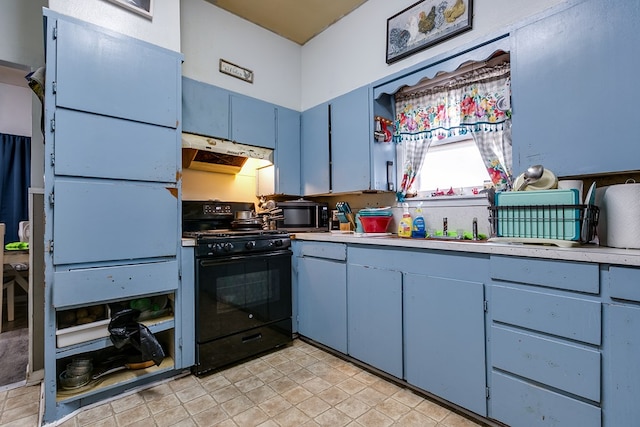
[56, 356, 174, 402]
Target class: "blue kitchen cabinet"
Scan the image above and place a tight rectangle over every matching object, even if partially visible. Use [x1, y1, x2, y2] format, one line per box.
[301, 102, 330, 195]
[346, 246, 488, 416]
[488, 255, 601, 426]
[404, 271, 487, 416]
[331, 86, 371, 194]
[603, 267, 640, 427]
[42, 10, 184, 425]
[301, 85, 375, 195]
[182, 77, 230, 139]
[230, 94, 276, 149]
[275, 106, 301, 196]
[295, 241, 347, 353]
[511, 0, 640, 176]
[346, 263, 402, 378]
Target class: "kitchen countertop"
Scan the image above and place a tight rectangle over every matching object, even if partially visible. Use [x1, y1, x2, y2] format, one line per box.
[292, 232, 640, 267]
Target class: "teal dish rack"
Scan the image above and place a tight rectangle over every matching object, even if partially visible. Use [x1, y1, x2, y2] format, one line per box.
[489, 189, 599, 247]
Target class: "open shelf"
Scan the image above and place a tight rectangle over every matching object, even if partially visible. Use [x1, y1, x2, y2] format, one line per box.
[56, 356, 175, 402]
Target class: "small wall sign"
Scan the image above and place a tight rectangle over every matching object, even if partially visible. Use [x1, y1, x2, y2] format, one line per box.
[219, 59, 254, 84]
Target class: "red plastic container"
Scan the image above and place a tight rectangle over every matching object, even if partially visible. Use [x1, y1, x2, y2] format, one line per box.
[359, 215, 393, 233]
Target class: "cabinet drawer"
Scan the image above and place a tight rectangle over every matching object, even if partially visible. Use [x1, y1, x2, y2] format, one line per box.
[492, 285, 601, 345]
[52, 260, 178, 308]
[490, 255, 599, 294]
[491, 371, 601, 427]
[609, 266, 640, 302]
[492, 326, 600, 401]
[298, 242, 346, 261]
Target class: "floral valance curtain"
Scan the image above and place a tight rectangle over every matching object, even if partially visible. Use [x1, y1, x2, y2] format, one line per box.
[394, 63, 512, 193]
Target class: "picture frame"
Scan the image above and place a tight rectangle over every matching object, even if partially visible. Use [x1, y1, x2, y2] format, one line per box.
[107, 0, 153, 20]
[219, 59, 254, 84]
[386, 0, 473, 64]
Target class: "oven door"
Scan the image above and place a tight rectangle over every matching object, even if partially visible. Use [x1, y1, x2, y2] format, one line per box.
[196, 249, 292, 343]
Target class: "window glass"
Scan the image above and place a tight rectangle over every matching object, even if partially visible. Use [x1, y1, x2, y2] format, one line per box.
[417, 136, 490, 195]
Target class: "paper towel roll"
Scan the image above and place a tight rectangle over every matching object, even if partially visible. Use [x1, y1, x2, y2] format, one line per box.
[598, 183, 640, 249]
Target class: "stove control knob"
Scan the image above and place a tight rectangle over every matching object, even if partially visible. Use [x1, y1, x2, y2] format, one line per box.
[223, 242, 234, 252]
[274, 239, 283, 247]
[245, 241, 256, 250]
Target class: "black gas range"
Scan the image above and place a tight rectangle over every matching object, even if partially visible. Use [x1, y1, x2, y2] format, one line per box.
[183, 200, 293, 375]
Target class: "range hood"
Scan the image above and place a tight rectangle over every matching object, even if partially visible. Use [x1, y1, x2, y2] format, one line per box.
[182, 132, 274, 174]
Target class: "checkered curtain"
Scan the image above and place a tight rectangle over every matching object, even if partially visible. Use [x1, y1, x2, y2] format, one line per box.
[394, 63, 512, 192]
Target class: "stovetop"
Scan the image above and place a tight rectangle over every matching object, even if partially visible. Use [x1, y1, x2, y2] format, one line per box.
[183, 229, 289, 239]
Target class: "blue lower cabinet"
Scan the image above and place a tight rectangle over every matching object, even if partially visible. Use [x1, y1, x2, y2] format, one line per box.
[404, 272, 487, 417]
[491, 371, 601, 427]
[347, 264, 402, 377]
[296, 255, 347, 353]
[604, 303, 640, 427]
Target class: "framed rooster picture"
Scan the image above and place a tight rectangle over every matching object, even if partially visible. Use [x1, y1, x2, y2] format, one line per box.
[386, 0, 473, 64]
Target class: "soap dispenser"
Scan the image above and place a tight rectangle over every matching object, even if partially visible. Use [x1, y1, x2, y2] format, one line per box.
[397, 203, 413, 238]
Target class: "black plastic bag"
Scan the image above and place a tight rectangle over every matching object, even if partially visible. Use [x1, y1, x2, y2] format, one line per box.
[108, 307, 165, 366]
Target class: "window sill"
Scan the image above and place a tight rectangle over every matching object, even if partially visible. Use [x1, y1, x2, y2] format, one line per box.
[402, 194, 489, 207]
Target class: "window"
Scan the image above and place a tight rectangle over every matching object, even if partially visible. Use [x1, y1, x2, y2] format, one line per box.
[393, 54, 512, 199]
[415, 135, 490, 196]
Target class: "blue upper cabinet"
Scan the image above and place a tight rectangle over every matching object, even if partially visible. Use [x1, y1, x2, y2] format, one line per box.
[301, 102, 330, 195]
[182, 77, 230, 139]
[301, 86, 373, 195]
[182, 78, 278, 150]
[55, 19, 180, 129]
[231, 94, 276, 149]
[275, 106, 301, 195]
[511, 0, 640, 176]
[331, 86, 371, 194]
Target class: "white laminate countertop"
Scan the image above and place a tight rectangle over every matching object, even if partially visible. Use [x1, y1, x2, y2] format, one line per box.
[292, 232, 640, 267]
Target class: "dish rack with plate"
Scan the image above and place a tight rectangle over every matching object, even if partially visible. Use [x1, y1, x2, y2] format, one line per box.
[488, 203, 599, 247]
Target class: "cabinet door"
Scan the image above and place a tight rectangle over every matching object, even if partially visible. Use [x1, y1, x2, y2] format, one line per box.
[182, 77, 230, 139]
[230, 94, 276, 149]
[331, 86, 371, 193]
[297, 256, 347, 353]
[275, 107, 301, 195]
[55, 18, 180, 129]
[404, 273, 487, 416]
[301, 103, 330, 195]
[605, 304, 640, 427]
[347, 264, 402, 377]
[511, 0, 640, 176]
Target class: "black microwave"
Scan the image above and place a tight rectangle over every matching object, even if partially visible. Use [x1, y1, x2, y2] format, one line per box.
[275, 200, 329, 232]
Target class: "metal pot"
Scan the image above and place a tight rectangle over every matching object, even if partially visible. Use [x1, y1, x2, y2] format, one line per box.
[234, 210, 255, 220]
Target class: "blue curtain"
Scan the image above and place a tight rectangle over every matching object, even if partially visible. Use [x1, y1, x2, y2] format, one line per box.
[0, 133, 31, 245]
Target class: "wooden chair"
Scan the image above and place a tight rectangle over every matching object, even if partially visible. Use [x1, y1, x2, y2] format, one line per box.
[1, 223, 29, 333]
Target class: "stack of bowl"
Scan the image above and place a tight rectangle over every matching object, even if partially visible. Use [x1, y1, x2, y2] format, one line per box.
[358, 208, 393, 233]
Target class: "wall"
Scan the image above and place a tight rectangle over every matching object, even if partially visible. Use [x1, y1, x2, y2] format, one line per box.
[48, 0, 181, 53]
[180, 0, 302, 111]
[0, 82, 31, 137]
[182, 158, 271, 203]
[301, 0, 565, 109]
[0, 0, 47, 69]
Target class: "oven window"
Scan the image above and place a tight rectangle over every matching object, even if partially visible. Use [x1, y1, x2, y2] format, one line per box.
[196, 252, 291, 342]
[216, 270, 277, 314]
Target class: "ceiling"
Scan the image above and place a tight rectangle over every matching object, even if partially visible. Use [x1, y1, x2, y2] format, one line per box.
[205, 0, 369, 45]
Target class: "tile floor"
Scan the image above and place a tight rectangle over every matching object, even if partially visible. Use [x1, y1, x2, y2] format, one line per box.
[0, 339, 485, 426]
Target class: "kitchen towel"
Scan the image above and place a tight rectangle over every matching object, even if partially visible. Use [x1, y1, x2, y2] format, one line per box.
[596, 182, 640, 249]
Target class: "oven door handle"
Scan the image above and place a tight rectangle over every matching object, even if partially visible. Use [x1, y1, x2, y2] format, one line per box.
[198, 250, 292, 266]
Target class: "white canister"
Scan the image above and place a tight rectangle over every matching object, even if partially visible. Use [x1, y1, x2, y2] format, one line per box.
[558, 180, 584, 203]
[597, 182, 640, 249]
